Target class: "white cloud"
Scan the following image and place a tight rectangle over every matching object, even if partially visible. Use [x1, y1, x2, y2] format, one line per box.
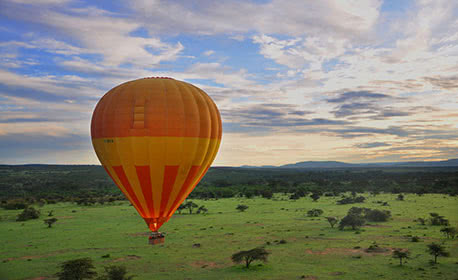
[132, 0, 382, 38]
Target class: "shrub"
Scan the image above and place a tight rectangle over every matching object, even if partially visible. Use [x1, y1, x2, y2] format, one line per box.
[365, 209, 391, 222]
[16, 207, 40, 221]
[236, 205, 249, 212]
[97, 265, 135, 280]
[338, 214, 365, 230]
[307, 208, 323, 217]
[56, 258, 97, 280]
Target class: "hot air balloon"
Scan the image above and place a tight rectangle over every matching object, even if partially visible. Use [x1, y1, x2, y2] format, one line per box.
[91, 77, 222, 244]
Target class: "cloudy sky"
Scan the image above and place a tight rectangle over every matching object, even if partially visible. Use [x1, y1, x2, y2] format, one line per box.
[0, 0, 457, 166]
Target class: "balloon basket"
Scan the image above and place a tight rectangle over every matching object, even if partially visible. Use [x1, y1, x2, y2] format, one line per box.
[148, 232, 165, 245]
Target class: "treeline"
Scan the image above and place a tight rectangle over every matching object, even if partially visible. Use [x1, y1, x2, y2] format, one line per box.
[0, 165, 457, 202]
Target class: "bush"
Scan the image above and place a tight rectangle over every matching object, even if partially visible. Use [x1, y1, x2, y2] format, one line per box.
[307, 208, 323, 217]
[411, 236, 420, 242]
[365, 209, 391, 222]
[97, 265, 135, 280]
[56, 258, 97, 280]
[338, 214, 365, 230]
[236, 205, 249, 212]
[16, 207, 40, 221]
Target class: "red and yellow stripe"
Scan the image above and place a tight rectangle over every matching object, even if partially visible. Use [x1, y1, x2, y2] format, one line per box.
[91, 78, 222, 232]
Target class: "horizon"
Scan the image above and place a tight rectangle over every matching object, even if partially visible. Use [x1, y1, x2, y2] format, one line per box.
[1, 0, 457, 166]
[1, 157, 457, 167]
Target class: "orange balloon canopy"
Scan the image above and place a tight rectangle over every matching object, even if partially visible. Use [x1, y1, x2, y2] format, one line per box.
[91, 77, 222, 232]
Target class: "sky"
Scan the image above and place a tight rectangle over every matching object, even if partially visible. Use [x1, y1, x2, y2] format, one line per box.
[0, 0, 457, 166]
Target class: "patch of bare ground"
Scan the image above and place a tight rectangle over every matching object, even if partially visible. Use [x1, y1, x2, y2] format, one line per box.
[55, 216, 73, 219]
[113, 255, 141, 262]
[189, 260, 226, 268]
[305, 247, 395, 256]
[25, 277, 48, 280]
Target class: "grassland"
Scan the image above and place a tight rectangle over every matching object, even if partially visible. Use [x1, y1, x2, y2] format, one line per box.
[1, 193, 457, 280]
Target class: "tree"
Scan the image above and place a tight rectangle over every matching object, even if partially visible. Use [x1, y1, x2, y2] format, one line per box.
[44, 218, 58, 228]
[48, 210, 54, 217]
[392, 249, 410, 266]
[310, 193, 320, 202]
[97, 265, 135, 280]
[16, 206, 40, 221]
[196, 205, 208, 214]
[231, 247, 270, 268]
[177, 204, 185, 214]
[184, 201, 198, 214]
[429, 213, 449, 226]
[440, 227, 457, 239]
[236, 205, 249, 212]
[307, 208, 323, 217]
[326, 217, 338, 228]
[427, 243, 449, 264]
[397, 194, 404, 201]
[56, 258, 97, 280]
[338, 214, 365, 230]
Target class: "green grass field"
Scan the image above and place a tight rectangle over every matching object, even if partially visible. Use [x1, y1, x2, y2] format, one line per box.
[1, 193, 457, 280]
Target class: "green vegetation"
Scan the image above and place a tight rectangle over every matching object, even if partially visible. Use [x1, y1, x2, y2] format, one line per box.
[427, 243, 450, 264]
[1, 192, 457, 279]
[56, 258, 97, 280]
[1, 165, 458, 203]
[392, 249, 410, 266]
[231, 247, 270, 268]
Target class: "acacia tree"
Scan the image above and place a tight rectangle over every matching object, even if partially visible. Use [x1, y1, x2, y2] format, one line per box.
[440, 227, 457, 239]
[392, 249, 410, 266]
[196, 205, 208, 214]
[44, 218, 58, 228]
[184, 201, 198, 214]
[326, 217, 338, 228]
[427, 243, 449, 264]
[56, 258, 97, 280]
[231, 247, 270, 268]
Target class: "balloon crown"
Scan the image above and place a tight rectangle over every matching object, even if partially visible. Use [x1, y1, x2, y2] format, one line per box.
[144, 77, 173, 79]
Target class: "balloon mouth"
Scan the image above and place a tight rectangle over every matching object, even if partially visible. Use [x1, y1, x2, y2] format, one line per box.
[144, 76, 173, 79]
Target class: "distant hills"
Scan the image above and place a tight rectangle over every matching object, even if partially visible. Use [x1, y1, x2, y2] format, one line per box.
[240, 159, 458, 168]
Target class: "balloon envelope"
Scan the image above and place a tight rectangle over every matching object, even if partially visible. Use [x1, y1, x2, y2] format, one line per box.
[91, 77, 222, 232]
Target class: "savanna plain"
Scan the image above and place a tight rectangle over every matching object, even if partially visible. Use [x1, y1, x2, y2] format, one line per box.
[1, 192, 457, 280]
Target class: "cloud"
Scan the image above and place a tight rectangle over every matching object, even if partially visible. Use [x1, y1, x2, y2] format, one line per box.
[222, 103, 349, 133]
[355, 142, 391, 148]
[132, 0, 382, 37]
[424, 76, 458, 90]
[0, 2, 185, 67]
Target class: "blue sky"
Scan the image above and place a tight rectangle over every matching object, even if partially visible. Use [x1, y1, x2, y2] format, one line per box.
[0, 0, 457, 166]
